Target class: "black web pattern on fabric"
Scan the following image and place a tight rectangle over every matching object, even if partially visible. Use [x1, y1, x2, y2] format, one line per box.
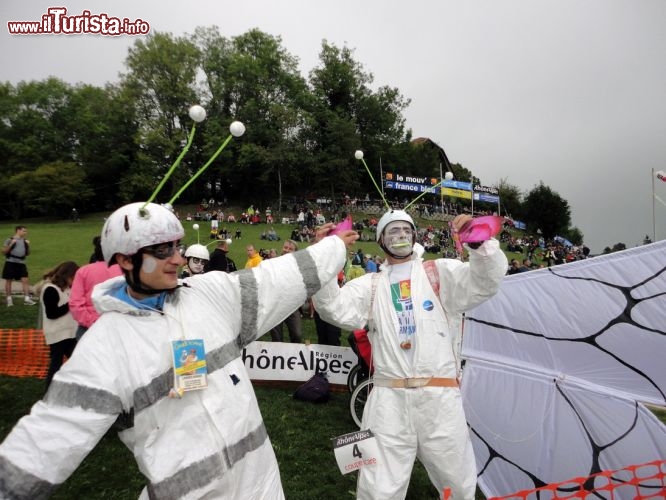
[466, 264, 666, 496]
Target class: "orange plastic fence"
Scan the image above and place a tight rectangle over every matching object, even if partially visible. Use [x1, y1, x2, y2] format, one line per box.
[0, 329, 49, 379]
[490, 459, 666, 500]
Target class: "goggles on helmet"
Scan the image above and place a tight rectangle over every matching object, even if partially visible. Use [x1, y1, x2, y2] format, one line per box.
[142, 242, 185, 260]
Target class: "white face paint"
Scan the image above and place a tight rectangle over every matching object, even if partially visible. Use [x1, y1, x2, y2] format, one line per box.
[383, 221, 414, 257]
[141, 254, 159, 273]
[188, 258, 205, 274]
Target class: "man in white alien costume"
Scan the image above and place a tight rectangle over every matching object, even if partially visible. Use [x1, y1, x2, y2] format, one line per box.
[314, 209, 507, 499]
[0, 202, 358, 500]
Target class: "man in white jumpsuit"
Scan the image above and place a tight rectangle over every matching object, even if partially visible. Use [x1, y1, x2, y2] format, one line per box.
[0, 202, 358, 500]
[314, 210, 507, 499]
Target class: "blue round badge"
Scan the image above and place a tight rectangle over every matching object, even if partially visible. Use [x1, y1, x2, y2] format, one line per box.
[423, 300, 434, 311]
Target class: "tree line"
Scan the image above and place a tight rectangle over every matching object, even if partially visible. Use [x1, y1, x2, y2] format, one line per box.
[0, 27, 580, 243]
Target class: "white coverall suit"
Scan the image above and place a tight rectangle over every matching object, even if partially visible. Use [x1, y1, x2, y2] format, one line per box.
[0, 236, 347, 500]
[314, 239, 507, 499]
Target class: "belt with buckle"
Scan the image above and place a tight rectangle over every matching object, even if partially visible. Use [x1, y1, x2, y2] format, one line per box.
[372, 377, 459, 389]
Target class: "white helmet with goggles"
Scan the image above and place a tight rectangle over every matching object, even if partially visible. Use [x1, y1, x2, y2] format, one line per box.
[376, 209, 416, 259]
[101, 202, 185, 263]
[184, 244, 209, 261]
[376, 210, 415, 242]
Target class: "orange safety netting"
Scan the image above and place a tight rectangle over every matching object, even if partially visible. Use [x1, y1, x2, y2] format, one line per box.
[490, 459, 666, 500]
[0, 329, 49, 379]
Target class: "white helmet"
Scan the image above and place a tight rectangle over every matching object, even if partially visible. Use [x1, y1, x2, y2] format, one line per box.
[376, 210, 415, 242]
[101, 202, 185, 263]
[185, 244, 209, 261]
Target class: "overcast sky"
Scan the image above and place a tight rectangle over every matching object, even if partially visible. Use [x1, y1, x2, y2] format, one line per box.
[2, 0, 666, 253]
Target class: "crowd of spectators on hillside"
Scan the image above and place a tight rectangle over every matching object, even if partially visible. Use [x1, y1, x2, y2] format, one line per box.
[184, 195, 480, 226]
[178, 195, 593, 276]
[501, 232, 590, 271]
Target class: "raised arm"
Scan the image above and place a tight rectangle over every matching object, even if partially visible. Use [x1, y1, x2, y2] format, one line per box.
[438, 238, 508, 314]
[202, 230, 358, 348]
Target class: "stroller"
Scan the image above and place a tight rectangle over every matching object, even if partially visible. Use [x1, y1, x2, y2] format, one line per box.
[347, 328, 375, 427]
[346, 328, 372, 393]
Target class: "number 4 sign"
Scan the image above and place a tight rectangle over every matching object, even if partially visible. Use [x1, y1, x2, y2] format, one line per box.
[331, 429, 380, 475]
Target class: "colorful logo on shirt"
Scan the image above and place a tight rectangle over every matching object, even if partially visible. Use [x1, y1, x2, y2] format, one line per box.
[391, 280, 412, 312]
[423, 300, 434, 311]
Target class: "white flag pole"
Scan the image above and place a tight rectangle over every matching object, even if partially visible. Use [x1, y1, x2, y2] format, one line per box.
[439, 161, 444, 213]
[380, 157, 384, 201]
[653, 168, 656, 242]
[470, 172, 474, 216]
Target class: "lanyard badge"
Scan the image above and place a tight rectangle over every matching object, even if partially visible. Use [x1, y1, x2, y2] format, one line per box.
[170, 339, 208, 397]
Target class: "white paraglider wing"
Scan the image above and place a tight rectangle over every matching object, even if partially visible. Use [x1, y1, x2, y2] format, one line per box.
[462, 240, 666, 498]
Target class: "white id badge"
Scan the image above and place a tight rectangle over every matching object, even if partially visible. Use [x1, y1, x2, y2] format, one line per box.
[331, 429, 379, 475]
